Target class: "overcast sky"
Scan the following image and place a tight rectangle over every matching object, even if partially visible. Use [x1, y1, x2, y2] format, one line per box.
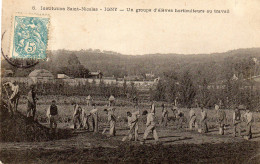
[2, 0, 260, 55]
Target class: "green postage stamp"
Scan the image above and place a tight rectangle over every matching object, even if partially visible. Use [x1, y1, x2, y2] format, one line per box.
[10, 14, 49, 60]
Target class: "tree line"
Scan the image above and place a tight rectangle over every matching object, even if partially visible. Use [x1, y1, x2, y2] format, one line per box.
[15, 80, 138, 101]
[150, 69, 260, 110]
[3, 48, 260, 80]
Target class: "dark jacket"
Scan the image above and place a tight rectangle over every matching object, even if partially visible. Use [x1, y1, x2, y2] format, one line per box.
[50, 104, 58, 116]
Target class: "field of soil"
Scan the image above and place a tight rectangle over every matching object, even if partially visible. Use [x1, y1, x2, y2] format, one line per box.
[1, 96, 260, 163]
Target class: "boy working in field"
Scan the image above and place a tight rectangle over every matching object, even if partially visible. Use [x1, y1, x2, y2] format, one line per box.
[189, 106, 197, 130]
[27, 85, 38, 119]
[216, 105, 226, 135]
[89, 103, 99, 133]
[86, 95, 92, 106]
[200, 106, 208, 133]
[171, 105, 184, 128]
[233, 107, 241, 137]
[125, 110, 140, 141]
[133, 96, 138, 109]
[103, 108, 116, 136]
[72, 102, 83, 129]
[3, 81, 20, 112]
[244, 108, 253, 140]
[141, 107, 159, 144]
[81, 107, 90, 130]
[47, 100, 58, 133]
[161, 103, 168, 126]
[108, 95, 115, 106]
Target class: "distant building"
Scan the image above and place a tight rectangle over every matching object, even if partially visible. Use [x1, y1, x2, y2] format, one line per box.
[89, 71, 103, 79]
[57, 74, 71, 79]
[208, 75, 260, 90]
[124, 75, 143, 81]
[145, 72, 155, 79]
[102, 77, 117, 84]
[28, 69, 54, 83]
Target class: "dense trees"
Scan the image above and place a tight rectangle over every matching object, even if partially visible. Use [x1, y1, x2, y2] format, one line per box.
[149, 56, 260, 109]
[3, 48, 259, 80]
[2, 48, 259, 109]
[178, 71, 196, 107]
[55, 53, 89, 78]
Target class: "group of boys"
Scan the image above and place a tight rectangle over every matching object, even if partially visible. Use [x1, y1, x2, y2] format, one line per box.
[232, 106, 253, 140]
[3, 82, 38, 119]
[66, 99, 159, 144]
[68, 99, 159, 144]
[3, 81, 255, 141]
[124, 102, 159, 144]
[188, 104, 253, 140]
[188, 106, 208, 133]
[71, 102, 102, 133]
[46, 97, 112, 134]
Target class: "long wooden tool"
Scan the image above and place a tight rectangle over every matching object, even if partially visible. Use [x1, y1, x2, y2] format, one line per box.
[122, 121, 137, 141]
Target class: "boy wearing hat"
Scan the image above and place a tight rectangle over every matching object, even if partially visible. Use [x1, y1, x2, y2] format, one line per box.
[108, 95, 115, 106]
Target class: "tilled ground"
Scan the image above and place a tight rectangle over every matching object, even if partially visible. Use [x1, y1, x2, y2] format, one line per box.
[0, 139, 259, 163]
[1, 125, 260, 164]
[1, 101, 260, 163]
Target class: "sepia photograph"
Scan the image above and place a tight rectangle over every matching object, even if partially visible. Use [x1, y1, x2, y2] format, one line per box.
[1, 0, 260, 163]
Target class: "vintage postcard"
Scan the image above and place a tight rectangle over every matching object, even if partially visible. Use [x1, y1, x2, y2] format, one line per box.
[1, 0, 260, 163]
